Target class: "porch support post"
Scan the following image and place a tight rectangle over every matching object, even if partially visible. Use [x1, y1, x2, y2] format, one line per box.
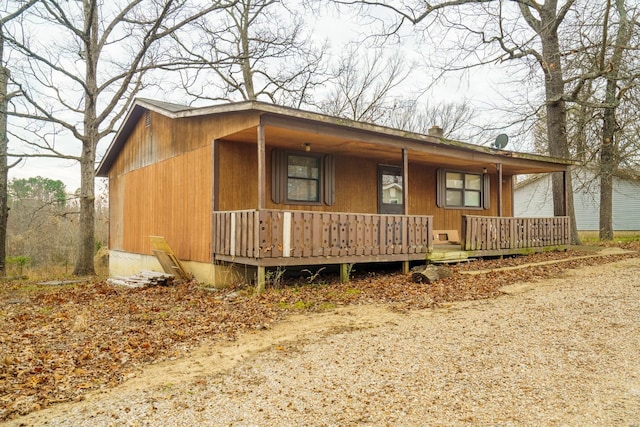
[563, 169, 569, 216]
[256, 266, 266, 293]
[497, 163, 503, 217]
[257, 123, 266, 209]
[402, 261, 410, 274]
[211, 139, 220, 211]
[340, 263, 350, 284]
[402, 148, 409, 215]
[211, 139, 219, 263]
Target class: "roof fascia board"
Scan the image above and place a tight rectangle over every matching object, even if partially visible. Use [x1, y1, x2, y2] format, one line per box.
[97, 98, 579, 177]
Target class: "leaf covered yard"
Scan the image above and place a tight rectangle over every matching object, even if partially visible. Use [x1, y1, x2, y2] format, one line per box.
[1, 245, 637, 421]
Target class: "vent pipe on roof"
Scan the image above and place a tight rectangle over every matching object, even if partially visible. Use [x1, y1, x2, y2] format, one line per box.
[428, 125, 444, 137]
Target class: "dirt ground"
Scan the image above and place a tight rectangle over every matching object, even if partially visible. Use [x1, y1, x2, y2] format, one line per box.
[6, 248, 640, 426]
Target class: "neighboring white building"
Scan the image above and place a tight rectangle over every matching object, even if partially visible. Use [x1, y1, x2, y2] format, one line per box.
[514, 168, 640, 231]
[382, 182, 403, 205]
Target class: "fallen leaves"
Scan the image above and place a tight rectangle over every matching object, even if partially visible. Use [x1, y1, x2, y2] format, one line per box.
[0, 245, 637, 421]
[0, 281, 281, 420]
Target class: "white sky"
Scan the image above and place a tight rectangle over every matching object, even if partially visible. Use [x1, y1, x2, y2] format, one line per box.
[7, 2, 524, 193]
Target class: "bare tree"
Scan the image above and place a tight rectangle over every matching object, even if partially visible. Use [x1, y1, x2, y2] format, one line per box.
[171, 0, 327, 107]
[597, 0, 637, 240]
[0, 0, 38, 276]
[333, 0, 596, 244]
[384, 98, 480, 142]
[5, 0, 233, 275]
[550, 1, 639, 239]
[316, 45, 412, 123]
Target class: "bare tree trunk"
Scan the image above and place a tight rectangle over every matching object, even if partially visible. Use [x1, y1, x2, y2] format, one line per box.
[0, 62, 9, 276]
[534, 9, 580, 245]
[239, 2, 256, 100]
[73, 0, 99, 276]
[598, 0, 632, 241]
[73, 140, 97, 275]
[599, 100, 615, 241]
[0, 2, 39, 276]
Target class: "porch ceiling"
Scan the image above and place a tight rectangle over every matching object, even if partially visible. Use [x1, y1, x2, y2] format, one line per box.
[222, 123, 571, 176]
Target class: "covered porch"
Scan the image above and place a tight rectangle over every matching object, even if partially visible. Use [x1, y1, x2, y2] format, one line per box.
[428, 215, 571, 262]
[212, 209, 571, 286]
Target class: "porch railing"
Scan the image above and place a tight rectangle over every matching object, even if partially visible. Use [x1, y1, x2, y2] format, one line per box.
[462, 215, 570, 251]
[212, 209, 433, 261]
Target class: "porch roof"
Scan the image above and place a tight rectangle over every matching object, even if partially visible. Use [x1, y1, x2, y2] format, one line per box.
[96, 98, 579, 177]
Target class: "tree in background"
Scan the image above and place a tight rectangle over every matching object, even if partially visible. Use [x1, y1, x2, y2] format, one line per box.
[533, 0, 639, 239]
[315, 45, 412, 123]
[595, 0, 637, 240]
[5, 0, 233, 276]
[0, 0, 38, 276]
[172, 0, 327, 107]
[333, 0, 638, 244]
[6, 176, 109, 276]
[7, 176, 74, 273]
[384, 98, 480, 143]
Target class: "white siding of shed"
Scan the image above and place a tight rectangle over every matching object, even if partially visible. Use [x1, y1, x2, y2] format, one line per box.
[514, 171, 640, 231]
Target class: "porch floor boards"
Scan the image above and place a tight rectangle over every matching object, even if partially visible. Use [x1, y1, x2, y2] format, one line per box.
[216, 244, 569, 267]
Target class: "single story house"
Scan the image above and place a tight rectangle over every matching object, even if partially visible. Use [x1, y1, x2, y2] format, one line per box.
[515, 168, 640, 231]
[96, 98, 577, 287]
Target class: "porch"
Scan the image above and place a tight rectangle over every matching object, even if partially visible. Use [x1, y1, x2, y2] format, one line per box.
[428, 215, 571, 262]
[212, 210, 571, 282]
[212, 209, 434, 266]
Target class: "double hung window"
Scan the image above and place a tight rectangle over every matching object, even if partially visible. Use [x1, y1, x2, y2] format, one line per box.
[271, 149, 335, 206]
[437, 169, 489, 209]
[287, 155, 320, 203]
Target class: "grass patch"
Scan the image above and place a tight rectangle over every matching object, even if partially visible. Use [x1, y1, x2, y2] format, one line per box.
[277, 300, 314, 310]
[318, 302, 338, 310]
[578, 230, 640, 243]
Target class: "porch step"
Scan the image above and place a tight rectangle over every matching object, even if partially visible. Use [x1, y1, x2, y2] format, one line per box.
[427, 250, 470, 263]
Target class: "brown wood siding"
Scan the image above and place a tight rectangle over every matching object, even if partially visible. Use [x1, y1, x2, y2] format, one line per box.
[108, 174, 125, 250]
[326, 156, 378, 213]
[265, 149, 380, 213]
[218, 141, 259, 210]
[118, 145, 212, 262]
[408, 164, 508, 232]
[111, 111, 260, 178]
[502, 175, 514, 216]
[218, 144, 379, 213]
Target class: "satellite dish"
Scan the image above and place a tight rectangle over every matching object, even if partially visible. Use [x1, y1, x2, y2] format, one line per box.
[493, 134, 509, 149]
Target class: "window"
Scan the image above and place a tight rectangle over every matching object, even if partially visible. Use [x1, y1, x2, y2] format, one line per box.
[437, 169, 489, 209]
[271, 149, 335, 205]
[287, 155, 320, 202]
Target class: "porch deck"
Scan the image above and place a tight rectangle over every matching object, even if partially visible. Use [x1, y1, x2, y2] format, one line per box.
[212, 209, 433, 267]
[427, 215, 571, 262]
[212, 210, 570, 267]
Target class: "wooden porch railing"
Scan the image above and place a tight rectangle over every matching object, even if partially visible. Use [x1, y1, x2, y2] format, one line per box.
[462, 215, 570, 251]
[212, 209, 433, 262]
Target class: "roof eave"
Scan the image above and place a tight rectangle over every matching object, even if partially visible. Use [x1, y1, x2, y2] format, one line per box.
[96, 98, 580, 177]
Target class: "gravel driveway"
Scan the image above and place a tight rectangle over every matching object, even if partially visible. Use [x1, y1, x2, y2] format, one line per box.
[10, 256, 640, 426]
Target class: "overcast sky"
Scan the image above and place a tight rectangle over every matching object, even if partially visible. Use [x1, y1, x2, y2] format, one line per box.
[7, 2, 518, 194]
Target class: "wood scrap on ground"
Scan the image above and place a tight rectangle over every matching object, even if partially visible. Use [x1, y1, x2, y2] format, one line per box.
[107, 270, 175, 288]
[150, 236, 192, 281]
[411, 264, 452, 284]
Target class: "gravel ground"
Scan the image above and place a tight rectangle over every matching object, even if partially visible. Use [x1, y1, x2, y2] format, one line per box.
[9, 256, 640, 426]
